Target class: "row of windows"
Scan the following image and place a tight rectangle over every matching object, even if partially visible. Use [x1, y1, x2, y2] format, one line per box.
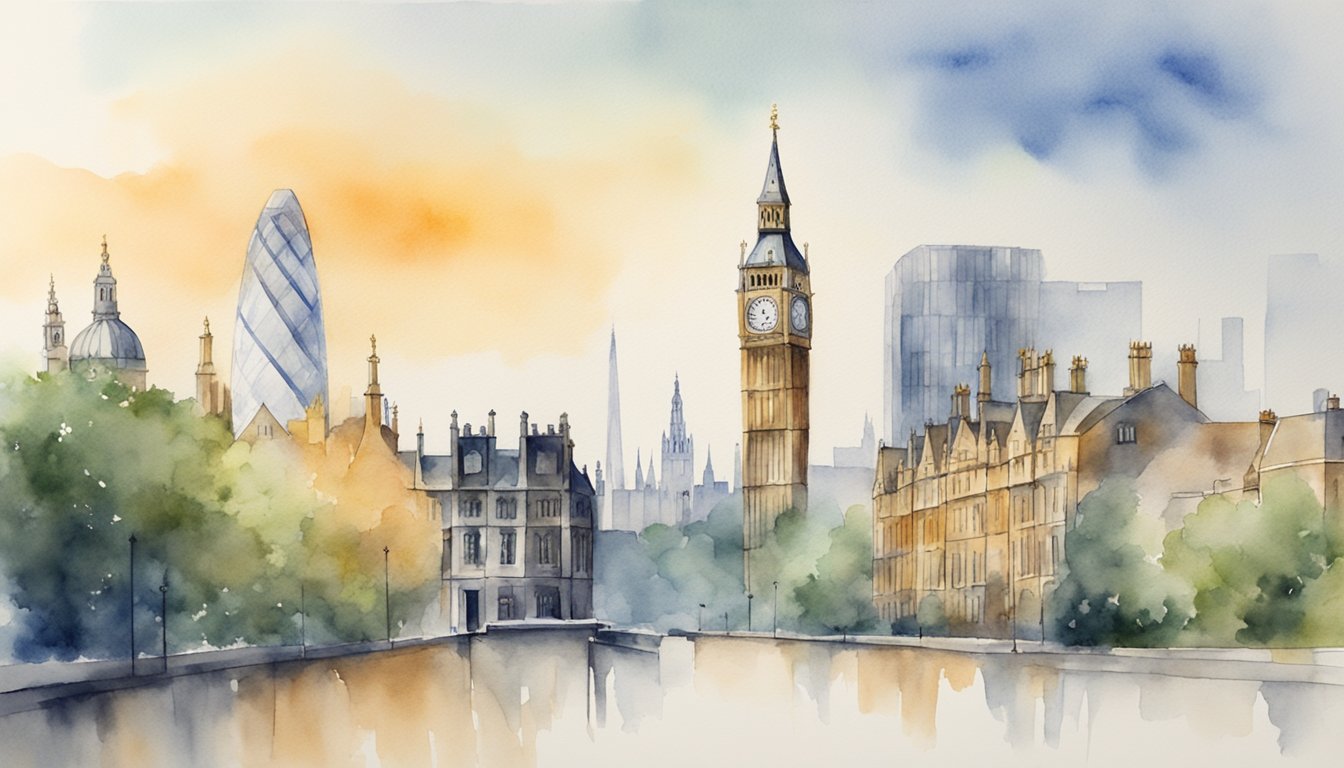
[448, 527, 591, 571]
[457, 496, 577, 519]
[491, 586, 564, 621]
[876, 530, 1061, 595]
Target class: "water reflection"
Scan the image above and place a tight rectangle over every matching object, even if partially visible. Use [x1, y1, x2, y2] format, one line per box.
[0, 629, 1339, 766]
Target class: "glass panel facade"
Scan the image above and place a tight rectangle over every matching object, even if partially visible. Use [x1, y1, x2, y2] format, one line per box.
[231, 189, 330, 437]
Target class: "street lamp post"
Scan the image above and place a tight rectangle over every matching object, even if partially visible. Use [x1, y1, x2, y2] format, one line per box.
[383, 546, 392, 645]
[723, 611, 729, 634]
[128, 534, 137, 676]
[698, 603, 706, 632]
[772, 581, 779, 639]
[747, 593, 754, 633]
[160, 578, 169, 673]
[299, 583, 307, 658]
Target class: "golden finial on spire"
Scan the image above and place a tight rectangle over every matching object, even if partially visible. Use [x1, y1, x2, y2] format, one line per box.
[769, 104, 779, 135]
[370, 334, 378, 358]
[203, 315, 211, 334]
[100, 235, 109, 264]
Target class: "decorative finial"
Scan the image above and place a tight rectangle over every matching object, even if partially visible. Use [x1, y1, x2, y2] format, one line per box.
[740, 240, 747, 260]
[370, 334, 378, 356]
[100, 235, 109, 264]
[203, 316, 211, 335]
[769, 104, 779, 135]
[804, 242, 809, 258]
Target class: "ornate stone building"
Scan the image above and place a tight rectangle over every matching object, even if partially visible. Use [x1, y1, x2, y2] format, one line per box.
[873, 342, 1259, 638]
[406, 410, 596, 632]
[738, 106, 812, 589]
[598, 361, 729, 532]
[194, 317, 231, 419]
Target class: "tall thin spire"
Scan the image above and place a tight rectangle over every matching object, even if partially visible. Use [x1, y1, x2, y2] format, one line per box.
[43, 274, 68, 374]
[606, 327, 627, 490]
[92, 236, 119, 320]
[363, 334, 383, 442]
[757, 105, 791, 211]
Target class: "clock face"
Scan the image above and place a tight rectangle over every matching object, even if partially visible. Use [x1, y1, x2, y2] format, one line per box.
[746, 296, 778, 332]
[790, 296, 810, 334]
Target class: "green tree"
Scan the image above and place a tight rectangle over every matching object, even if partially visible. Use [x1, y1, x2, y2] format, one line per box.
[0, 369, 439, 659]
[1049, 478, 1192, 646]
[1162, 474, 1329, 646]
[793, 505, 878, 635]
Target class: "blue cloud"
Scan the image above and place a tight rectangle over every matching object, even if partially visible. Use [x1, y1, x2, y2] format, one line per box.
[902, 9, 1265, 173]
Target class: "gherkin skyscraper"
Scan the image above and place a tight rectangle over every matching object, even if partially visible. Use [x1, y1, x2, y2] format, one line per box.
[231, 189, 329, 438]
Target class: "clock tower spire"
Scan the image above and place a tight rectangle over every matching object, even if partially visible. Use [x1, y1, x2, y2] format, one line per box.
[737, 105, 812, 590]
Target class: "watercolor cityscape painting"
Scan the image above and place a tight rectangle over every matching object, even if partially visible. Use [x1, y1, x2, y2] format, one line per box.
[3, 2, 1344, 766]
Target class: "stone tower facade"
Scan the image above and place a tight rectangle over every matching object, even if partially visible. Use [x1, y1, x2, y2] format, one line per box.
[737, 106, 811, 586]
[660, 375, 695, 526]
[43, 276, 68, 374]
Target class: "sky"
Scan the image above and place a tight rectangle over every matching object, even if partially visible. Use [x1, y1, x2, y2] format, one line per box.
[1, 1, 1343, 478]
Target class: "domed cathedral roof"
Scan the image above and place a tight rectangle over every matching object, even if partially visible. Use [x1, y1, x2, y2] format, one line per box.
[743, 105, 809, 274]
[69, 237, 147, 371]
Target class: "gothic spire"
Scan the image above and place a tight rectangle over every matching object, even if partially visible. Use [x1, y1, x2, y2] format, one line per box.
[758, 104, 790, 207]
[606, 325, 627, 490]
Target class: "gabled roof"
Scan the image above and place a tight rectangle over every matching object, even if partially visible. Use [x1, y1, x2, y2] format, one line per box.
[1072, 384, 1205, 435]
[1261, 410, 1344, 468]
[1059, 396, 1126, 435]
[571, 463, 596, 495]
[1018, 401, 1048, 443]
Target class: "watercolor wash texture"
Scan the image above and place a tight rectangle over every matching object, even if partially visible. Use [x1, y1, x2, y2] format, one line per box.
[3, 1, 1344, 766]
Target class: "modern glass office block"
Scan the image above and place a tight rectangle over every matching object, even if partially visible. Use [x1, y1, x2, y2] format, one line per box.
[231, 189, 329, 437]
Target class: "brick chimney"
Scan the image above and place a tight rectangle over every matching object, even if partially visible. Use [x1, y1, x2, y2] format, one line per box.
[1069, 356, 1088, 394]
[1125, 341, 1152, 395]
[1177, 344, 1198, 409]
[950, 383, 972, 420]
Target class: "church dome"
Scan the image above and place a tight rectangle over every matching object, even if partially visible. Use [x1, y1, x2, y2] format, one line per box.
[67, 237, 148, 375]
[69, 317, 146, 368]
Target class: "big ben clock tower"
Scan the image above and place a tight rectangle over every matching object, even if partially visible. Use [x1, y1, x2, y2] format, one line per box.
[738, 105, 811, 586]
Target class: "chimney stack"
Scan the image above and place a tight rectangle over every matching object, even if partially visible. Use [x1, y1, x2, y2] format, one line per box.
[1039, 350, 1056, 395]
[1069, 356, 1088, 394]
[977, 351, 992, 404]
[1177, 344, 1198, 409]
[1017, 348, 1033, 399]
[1258, 409, 1277, 448]
[1330, 394, 1341, 411]
[1125, 341, 1152, 395]
[950, 383, 971, 420]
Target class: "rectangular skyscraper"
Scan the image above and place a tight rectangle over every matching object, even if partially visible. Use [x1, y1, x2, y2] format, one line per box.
[884, 245, 1142, 442]
[884, 245, 1042, 441]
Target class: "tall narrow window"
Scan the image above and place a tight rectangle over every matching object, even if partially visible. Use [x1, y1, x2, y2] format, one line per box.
[463, 530, 482, 565]
[501, 529, 516, 565]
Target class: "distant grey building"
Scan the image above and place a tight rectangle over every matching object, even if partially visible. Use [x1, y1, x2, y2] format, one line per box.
[405, 411, 596, 632]
[1038, 280, 1142, 400]
[833, 414, 877, 469]
[1197, 317, 1260, 421]
[884, 245, 1141, 442]
[1265, 254, 1342, 416]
